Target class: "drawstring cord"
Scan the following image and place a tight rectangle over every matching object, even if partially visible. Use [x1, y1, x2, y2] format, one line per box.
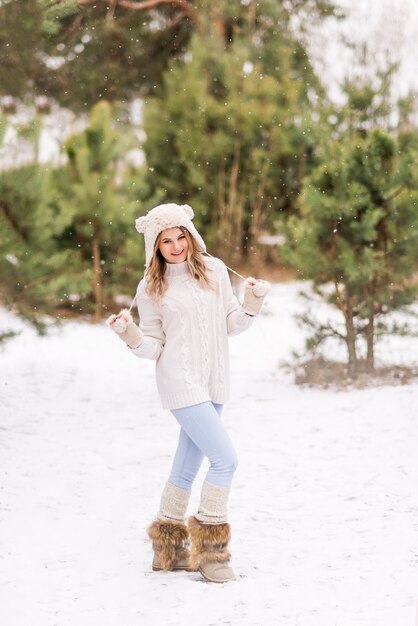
[127, 253, 247, 313]
[204, 252, 247, 281]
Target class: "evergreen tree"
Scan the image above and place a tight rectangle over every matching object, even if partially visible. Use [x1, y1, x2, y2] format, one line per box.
[0, 102, 143, 325]
[283, 53, 418, 376]
[0, 163, 82, 327]
[139, 10, 326, 267]
[0, 0, 339, 112]
[0, 0, 196, 111]
[51, 100, 134, 320]
[284, 128, 418, 375]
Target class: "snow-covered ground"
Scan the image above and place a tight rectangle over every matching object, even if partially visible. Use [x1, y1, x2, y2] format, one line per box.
[1, 283, 418, 626]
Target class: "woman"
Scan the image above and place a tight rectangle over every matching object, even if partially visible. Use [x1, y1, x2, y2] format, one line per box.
[108, 202, 270, 583]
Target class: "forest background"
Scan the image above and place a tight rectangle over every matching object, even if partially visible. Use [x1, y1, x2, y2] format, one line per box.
[1, 0, 418, 378]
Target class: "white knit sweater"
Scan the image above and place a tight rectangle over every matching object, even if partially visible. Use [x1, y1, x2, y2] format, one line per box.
[131, 256, 254, 409]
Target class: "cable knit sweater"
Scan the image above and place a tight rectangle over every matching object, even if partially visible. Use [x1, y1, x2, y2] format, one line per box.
[131, 256, 254, 409]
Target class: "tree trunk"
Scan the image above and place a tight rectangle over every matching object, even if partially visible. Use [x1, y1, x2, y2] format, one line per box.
[92, 232, 102, 322]
[344, 294, 358, 377]
[216, 144, 244, 266]
[248, 139, 272, 275]
[334, 280, 358, 378]
[366, 313, 375, 373]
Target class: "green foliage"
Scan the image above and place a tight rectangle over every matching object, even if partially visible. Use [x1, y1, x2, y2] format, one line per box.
[37, 0, 193, 110]
[0, 0, 339, 112]
[327, 45, 403, 137]
[0, 329, 19, 345]
[284, 127, 418, 370]
[0, 0, 195, 108]
[0, 101, 144, 324]
[0, 0, 46, 98]
[0, 164, 81, 323]
[50, 101, 139, 317]
[40, 0, 80, 36]
[140, 21, 322, 263]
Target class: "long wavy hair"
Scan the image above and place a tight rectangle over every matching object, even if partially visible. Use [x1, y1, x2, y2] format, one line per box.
[145, 226, 218, 301]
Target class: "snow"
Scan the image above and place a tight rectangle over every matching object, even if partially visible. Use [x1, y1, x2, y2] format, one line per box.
[1, 283, 418, 626]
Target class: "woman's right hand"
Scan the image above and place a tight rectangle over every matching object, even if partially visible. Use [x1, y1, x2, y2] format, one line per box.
[106, 309, 143, 349]
[242, 277, 271, 316]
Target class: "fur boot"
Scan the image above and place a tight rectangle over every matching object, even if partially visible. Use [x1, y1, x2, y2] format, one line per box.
[148, 519, 191, 571]
[188, 516, 235, 583]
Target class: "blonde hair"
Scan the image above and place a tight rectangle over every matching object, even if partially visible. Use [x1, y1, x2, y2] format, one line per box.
[145, 226, 217, 301]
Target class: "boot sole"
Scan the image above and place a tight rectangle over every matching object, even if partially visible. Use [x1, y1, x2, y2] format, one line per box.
[198, 566, 235, 584]
[152, 565, 193, 572]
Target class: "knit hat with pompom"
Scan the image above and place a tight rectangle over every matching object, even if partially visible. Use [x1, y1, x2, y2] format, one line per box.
[135, 203, 206, 267]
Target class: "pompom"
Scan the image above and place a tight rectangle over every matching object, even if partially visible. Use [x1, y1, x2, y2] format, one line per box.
[253, 280, 271, 298]
[106, 309, 133, 334]
[119, 308, 133, 323]
[180, 204, 194, 219]
[135, 216, 147, 233]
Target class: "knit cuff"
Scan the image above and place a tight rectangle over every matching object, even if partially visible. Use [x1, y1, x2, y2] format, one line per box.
[158, 482, 191, 522]
[195, 481, 230, 525]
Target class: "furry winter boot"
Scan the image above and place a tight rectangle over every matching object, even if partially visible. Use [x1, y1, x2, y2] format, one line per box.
[148, 519, 191, 571]
[188, 516, 235, 583]
[188, 481, 235, 583]
[147, 482, 192, 572]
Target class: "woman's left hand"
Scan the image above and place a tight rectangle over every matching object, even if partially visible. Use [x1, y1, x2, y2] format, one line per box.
[242, 277, 271, 316]
[106, 309, 143, 349]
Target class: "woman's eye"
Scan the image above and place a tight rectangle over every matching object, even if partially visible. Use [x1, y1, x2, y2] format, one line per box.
[178, 235, 185, 240]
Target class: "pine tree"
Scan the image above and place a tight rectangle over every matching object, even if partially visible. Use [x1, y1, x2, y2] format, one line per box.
[284, 127, 418, 376]
[0, 163, 83, 327]
[0, 0, 196, 111]
[0, 0, 339, 113]
[0, 102, 143, 325]
[139, 7, 326, 267]
[51, 100, 133, 320]
[283, 52, 418, 377]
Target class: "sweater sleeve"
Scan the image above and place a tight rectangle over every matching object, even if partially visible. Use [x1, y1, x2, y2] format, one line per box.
[217, 260, 254, 337]
[130, 280, 165, 360]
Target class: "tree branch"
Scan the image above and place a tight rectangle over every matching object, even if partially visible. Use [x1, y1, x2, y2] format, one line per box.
[0, 202, 29, 243]
[298, 312, 346, 340]
[383, 185, 406, 204]
[107, 0, 118, 22]
[76, 0, 201, 29]
[60, 13, 83, 42]
[329, 223, 349, 320]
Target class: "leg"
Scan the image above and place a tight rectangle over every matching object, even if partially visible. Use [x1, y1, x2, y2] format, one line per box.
[167, 402, 224, 490]
[148, 428, 201, 572]
[171, 401, 238, 489]
[168, 428, 204, 490]
[148, 479, 192, 571]
[148, 402, 230, 574]
[170, 401, 237, 583]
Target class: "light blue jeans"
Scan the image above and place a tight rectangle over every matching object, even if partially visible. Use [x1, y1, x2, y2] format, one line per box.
[168, 401, 238, 489]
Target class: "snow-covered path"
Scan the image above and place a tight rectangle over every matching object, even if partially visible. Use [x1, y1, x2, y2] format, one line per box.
[1, 284, 417, 626]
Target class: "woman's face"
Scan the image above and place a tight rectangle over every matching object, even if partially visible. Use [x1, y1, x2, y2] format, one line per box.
[158, 227, 189, 264]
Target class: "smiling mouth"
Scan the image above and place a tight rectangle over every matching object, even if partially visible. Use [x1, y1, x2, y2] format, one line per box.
[171, 251, 184, 256]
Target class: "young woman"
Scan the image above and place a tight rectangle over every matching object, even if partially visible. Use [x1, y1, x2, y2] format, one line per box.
[107, 202, 270, 583]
